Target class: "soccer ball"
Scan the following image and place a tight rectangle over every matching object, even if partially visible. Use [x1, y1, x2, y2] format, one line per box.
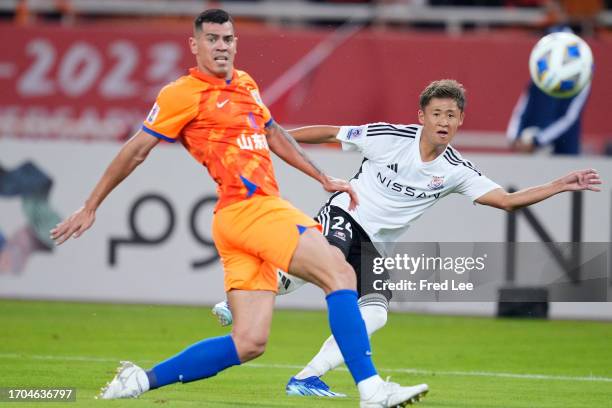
[528, 31, 593, 98]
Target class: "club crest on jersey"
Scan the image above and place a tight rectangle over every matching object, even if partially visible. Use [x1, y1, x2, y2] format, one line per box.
[146, 103, 160, 124]
[346, 128, 363, 140]
[427, 176, 445, 190]
[333, 231, 347, 241]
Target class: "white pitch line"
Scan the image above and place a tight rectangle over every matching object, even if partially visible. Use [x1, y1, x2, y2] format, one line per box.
[246, 363, 612, 383]
[1, 353, 611, 383]
[0, 353, 118, 363]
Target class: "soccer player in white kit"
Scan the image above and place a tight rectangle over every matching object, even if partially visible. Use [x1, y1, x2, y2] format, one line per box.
[212, 79, 602, 397]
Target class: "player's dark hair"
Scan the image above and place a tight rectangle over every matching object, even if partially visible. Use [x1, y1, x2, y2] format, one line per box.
[419, 79, 466, 112]
[194, 9, 234, 33]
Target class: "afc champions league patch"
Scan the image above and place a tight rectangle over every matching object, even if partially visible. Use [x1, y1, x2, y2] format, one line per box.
[146, 103, 160, 124]
[347, 127, 363, 140]
[427, 176, 445, 190]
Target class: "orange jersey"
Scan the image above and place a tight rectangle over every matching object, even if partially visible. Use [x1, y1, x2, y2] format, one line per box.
[142, 67, 280, 211]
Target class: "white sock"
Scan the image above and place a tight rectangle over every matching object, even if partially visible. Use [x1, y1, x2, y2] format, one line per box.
[294, 295, 388, 380]
[357, 374, 384, 400]
[294, 334, 343, 379]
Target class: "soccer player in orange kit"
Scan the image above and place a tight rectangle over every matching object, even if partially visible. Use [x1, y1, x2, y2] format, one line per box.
[50, 9, 428, 407]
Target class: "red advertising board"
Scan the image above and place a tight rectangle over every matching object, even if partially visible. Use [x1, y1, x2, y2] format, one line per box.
[0, 24, 610, 150]
[0, 24, 194, 141]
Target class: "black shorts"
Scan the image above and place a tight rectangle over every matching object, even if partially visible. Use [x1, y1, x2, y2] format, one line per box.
[315, 205, 392, 301]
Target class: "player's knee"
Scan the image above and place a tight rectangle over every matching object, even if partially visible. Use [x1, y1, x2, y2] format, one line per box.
[232, 332, 268, 362]
[242, 340, 267, 361]
[295, 239, 355, 292]
[338, 258, 356, 288]
[327, 251, 356, 290]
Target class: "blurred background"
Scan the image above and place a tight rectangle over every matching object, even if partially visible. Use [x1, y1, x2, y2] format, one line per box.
[0, 0, 611, 320]
[1, 0, 611, 153]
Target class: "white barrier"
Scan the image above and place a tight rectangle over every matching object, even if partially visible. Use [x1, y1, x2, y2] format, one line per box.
[0, 139, 610, 319]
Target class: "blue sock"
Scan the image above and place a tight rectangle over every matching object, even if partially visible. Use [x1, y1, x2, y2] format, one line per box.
[146, 335, 240, 389]
[326, 289, 377, 383]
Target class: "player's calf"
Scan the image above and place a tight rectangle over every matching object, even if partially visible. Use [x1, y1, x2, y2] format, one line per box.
[227, 289, 274, 363]
[359, 294, 389, 334]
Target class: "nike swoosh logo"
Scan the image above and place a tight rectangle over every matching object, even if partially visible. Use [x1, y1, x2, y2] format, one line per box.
[216, 99, 229, 109]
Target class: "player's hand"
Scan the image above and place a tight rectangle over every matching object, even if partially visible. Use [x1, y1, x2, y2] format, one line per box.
[50, 206, 96, 245]
[322, 176, 359, 210]
[555, 169, 602, 192]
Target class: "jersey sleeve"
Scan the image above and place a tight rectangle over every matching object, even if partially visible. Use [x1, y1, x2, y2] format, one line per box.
[142, 82, 199, 142]
[336, 122, 415, 160]
[454, 165, 501, 202]
[336, 125, 369, 152]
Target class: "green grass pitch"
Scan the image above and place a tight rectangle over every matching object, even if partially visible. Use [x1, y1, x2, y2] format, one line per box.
[1, 299, 611, 407]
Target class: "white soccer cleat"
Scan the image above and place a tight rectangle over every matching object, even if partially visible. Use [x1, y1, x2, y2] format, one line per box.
[212, 300, 233, 327]
[97, 361, 149, 399]
[359, 380, 428, 408]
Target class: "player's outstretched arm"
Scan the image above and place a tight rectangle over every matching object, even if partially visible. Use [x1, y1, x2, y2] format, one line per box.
[266, 122, 358, 209]
[50, 130, 160, 245]
[288, 126, 341, 144]
[476, 169, 602, 212]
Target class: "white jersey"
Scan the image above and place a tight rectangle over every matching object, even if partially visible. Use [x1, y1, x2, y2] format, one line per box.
[327, 122, 501, 255]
